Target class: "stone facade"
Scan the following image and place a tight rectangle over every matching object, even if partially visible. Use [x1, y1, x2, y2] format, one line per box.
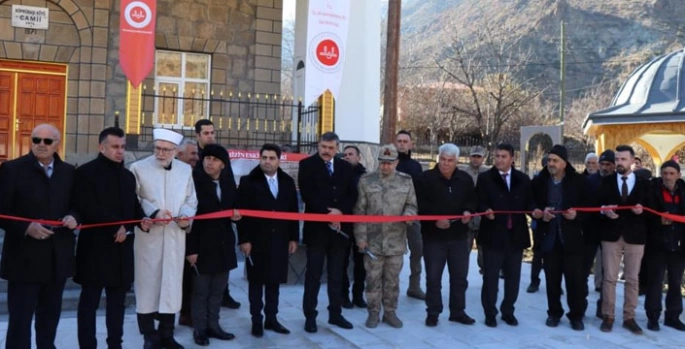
[0, 0, 282, 164]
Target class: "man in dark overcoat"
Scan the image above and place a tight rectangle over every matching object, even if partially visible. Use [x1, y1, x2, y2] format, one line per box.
[0, 123, 79, 349]
[237, 144, 299, 337]
[73, 127, 152, 349]
[298, 132, 357, 333]
[531, 145, 592, 331]
[476, 143, 540, 328]
[186, 144, 240, 346]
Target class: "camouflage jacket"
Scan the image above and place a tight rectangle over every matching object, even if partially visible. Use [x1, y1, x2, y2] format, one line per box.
[353, 170, 418, 256]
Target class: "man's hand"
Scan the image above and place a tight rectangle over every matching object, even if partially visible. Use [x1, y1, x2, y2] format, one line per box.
[328, 207, 342, 228]
[175, 215, 190, 229]
[532, 209, 543, 220]
[631, 204, 643, 215]
[485, 208, 495, 220]
[240, 242, 252, 256]
[140, 218, 153, 231]
[562, 209, 577, 221]
[543, 207, 556, 222]
[289, 241, 298, 254]
[114, 225, 127, 243]
[186, 254, 198, 266]
[62, 215, 78, 230]
[435, 219, 450, 229]
[602, 205, 619, 220]
[357, 241, 368, 252]
[155, 210, 173, 225]
[25, 222, 54, 240]
[461, 211, 472, 224]
[231, 209, 242, 221]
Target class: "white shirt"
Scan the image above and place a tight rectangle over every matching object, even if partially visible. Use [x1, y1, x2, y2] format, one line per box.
[616, 172, 636, 195]
[41, 159, 55, 178]
[499, 170, 511, 191]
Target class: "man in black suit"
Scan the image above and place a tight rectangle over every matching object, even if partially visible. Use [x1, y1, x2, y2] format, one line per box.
[0, 124, 79, 349]
[598, 145, 652, 335]
[532, 145, 591, 331]
[299, 132, 357, 332]
[238, 144, 300, 338]
[476, 143, 540, 328]
[186, 144, 240, 345]
[73, 127, 153, 349]
[193, 119, 241, 310]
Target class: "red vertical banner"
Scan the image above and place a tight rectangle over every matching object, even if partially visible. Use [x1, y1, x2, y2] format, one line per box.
[119, 0, 156, 87]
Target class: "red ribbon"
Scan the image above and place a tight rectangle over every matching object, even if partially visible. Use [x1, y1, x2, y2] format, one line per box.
[1, 205, 683, 230]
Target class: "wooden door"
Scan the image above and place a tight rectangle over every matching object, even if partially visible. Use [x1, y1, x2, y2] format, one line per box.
[0, 72, 14, 161]
[15, 73, 66, 158]
[0, 60, 67, 162]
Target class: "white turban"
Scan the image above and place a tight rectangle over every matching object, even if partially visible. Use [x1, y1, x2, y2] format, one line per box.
[153, 128, 184, 146]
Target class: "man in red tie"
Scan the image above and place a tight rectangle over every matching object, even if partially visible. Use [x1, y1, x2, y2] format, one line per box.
[476, 143, 541, 328]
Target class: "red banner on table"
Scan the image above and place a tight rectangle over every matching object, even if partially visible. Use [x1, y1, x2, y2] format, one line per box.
[119, 0, 156, 87]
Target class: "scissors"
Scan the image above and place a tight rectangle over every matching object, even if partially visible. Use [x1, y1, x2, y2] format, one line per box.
[363, 248, 378, 261]
[329, 224, 350, 239]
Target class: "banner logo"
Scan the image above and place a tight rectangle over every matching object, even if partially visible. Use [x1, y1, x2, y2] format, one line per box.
[124, 1, 152, 29]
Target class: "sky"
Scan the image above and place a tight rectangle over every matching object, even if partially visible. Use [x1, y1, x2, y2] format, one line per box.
[282, 0, 388, 21]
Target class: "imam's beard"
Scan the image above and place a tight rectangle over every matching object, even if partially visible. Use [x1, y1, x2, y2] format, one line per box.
[156, 158, 172, 168]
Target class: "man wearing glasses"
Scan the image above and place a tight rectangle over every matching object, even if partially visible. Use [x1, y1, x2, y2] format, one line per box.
[129, 128, 198, 349]
[0, 124, 79, 349]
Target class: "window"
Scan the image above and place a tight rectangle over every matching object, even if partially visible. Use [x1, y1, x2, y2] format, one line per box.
[154, 50, 211, 127]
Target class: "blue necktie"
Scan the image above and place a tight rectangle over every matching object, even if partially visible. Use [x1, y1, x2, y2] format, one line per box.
[268, 177, 278, 198]
[326, 161, 333, 176]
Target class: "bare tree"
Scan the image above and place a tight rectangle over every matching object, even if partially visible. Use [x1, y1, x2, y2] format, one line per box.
[434, 14, 544, 154]
[281, 19, 296, 98]
[564, 80, 619, 147]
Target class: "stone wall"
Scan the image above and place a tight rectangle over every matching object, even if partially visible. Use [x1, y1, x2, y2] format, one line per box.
[0, 0, 282, 164]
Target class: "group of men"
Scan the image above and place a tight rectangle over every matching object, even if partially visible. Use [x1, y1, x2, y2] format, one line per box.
[1, 123, 685, 349]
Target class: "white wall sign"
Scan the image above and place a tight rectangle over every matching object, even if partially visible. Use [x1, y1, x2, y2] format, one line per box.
[11, 5, 49, 30]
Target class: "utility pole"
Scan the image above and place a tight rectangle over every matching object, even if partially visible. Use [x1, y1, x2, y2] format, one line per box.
[382, 0, 401, 144]
[559, 21, 566, 137]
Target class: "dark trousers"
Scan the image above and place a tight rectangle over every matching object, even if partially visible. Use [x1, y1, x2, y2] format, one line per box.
[192, 272, 229, 332]
[180, 261, 193, 319]
[77, 285, 127, 349]
[249, 282, 280, 322]
[6, 279, 66, 349]
[424, 238, 470, 317]
[543, 251, 587, 321]
[644, 251, 685, 319]
[302, 243, 347, 319]
[481, 245, 523, 318]
[342, 243, 366, 300]
[530, 229, 543, 285]
[581, 242, 599, 313]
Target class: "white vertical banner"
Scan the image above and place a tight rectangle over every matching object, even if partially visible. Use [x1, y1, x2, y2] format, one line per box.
[304, 0, 351, 107]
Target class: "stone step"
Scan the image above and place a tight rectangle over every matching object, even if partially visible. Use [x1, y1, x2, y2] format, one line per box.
[0, 287, 136, 315]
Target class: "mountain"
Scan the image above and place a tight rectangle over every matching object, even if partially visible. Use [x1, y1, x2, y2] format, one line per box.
[397, 0, 685, 96]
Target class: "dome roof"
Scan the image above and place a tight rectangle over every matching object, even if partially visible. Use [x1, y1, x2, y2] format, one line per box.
[584, 48, 685, 132]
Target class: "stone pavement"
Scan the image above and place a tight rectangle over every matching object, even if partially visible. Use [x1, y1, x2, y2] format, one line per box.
[1, 252, 683, 349]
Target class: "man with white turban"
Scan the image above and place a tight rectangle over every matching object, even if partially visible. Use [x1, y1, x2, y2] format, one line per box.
[129, 128, 198, 349]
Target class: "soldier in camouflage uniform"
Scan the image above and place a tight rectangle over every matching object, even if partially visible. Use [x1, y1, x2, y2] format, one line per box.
[354, 144, 418, 329]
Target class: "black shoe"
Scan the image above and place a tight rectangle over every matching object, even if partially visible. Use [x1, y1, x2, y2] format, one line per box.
[160, 337, 184, 349]
[193, 330, 210, 346]
[207, 327, 235, 340]
[485, 317, 497, 328]
[546, 317, 560, 328]
[425, 315, 438, 327]
[647, 319, 660, 331]
[353, 297, 368, 308]
[304, 318, 318, 333]
[526, 283, 539, 293]
[265, 321, 291, 334]
[221, 294, 241, 309]
[502, 315, 519, 326]
[143, 337, 161, 349]
[664, 317, 685, 331]
[570, 320, 584, 331]
[252, 322, 264, 338]
[328, 315, 353, 329]
[449, 314, 475, 325]
[341, 299, 354, 309]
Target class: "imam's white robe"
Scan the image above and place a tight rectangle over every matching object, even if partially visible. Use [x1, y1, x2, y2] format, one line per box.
[130, 157, 197, 314]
